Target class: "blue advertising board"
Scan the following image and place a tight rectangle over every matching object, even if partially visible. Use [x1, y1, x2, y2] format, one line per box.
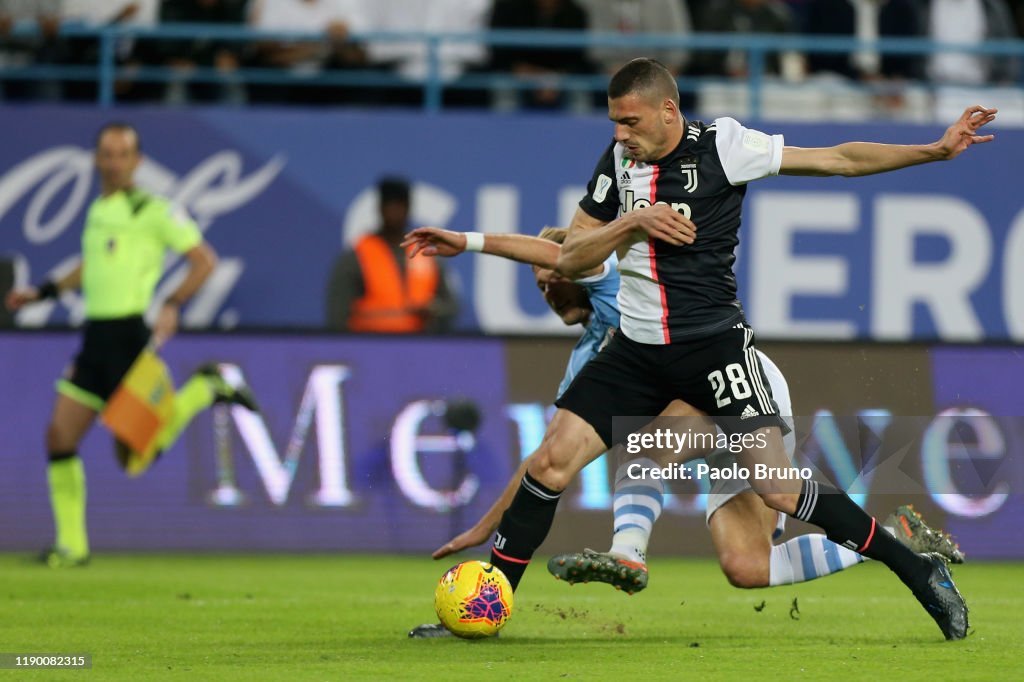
[1, 106, 1022, 340]
[1, 333, 1022, 557]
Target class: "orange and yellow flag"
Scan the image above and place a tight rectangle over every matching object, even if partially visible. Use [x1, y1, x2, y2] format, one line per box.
[100, 348, 175, 476]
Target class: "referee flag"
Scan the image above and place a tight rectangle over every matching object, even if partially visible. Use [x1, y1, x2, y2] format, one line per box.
[100, 348, 176, 475]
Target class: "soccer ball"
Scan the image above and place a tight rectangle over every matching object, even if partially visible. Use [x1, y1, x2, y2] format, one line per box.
[434, 560, 514, 639]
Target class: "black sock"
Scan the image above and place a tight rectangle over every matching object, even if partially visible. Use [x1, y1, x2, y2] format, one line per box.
[489, 472, 562, 591]
[794, 480, 930, 586]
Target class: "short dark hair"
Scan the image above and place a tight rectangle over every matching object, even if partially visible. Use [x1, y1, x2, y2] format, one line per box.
[378, 176, 410, 205]
[608, 58, 679, 106]
[95, 122, 141, 152]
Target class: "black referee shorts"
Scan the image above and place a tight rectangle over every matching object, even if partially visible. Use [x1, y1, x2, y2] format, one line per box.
[555, 323, 786, 447]
[56, 316, 150, 411]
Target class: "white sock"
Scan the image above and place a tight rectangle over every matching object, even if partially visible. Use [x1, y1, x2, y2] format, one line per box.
[608, 458, 663, 564]
[769, 534, 866, 586]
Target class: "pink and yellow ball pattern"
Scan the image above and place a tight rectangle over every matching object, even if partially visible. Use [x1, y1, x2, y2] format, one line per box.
[434, 560, 514, 639]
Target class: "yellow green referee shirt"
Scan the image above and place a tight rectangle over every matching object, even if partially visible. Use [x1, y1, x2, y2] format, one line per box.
[82, 188, 202, 320]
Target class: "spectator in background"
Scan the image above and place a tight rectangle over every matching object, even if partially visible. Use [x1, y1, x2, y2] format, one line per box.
[926, 0, 1018, 85]
[159, 0, 249, 105]
[779, 0, 812, 25]
[692, 0, 796, 78]
[0, 0, 61, 101]
[1009, 0, 1024, 38]
[325, 177, 458, 333]
[57, 0, 161, 102]
[248, 0, 367, 105]
[803, 0, 922, 81]
[362, 0, 491, 106]
[582, 0, 692, 76]
[488, 0, 591, 110]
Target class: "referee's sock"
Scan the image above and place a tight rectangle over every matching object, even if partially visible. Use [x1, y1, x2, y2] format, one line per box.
[47, 452, 88, 559]
[793, 479, 931, 587]
[489, 472, 562, 591]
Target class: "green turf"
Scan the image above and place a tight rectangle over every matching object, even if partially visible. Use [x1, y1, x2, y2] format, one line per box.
[1, 554, 1021, 680]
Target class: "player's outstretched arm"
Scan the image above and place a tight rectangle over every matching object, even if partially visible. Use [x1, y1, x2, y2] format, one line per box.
[402, 227, 470, 258]
[403, 226, 563, 270]
[780, 105, 997, 178]
[432, 457, 531, 560]
[4, 262, 82, 311]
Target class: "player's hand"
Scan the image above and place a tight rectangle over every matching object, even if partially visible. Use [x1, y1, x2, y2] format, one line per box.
[431, 522, 496, 560]
[401, 227, 467, 258]
[4, 287, 39, 311]
[936, 105, 997, 160]
[152, 301, 180, 348]
[631, 203, 697, 246]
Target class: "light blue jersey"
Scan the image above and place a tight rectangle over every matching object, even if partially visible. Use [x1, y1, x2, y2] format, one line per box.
[556, 253, 621, 398]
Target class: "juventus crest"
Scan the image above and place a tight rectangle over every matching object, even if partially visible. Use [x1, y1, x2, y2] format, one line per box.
[681, 158, 698, 193]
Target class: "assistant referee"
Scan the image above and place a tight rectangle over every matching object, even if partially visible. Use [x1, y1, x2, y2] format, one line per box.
[5, 122, 254, 567]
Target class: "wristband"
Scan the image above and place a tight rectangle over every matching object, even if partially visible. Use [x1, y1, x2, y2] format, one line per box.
[464, 232, 485, 252]
[37, 281, 59, 300]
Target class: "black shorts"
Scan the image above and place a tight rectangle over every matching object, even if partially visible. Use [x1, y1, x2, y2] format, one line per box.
[555, 323, 786, 447]
[57, 316, 150, 410]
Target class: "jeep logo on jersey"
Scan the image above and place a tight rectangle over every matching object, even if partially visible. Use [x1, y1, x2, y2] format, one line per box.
[681, 160, 698, 193]
[622, 190, 692, 219]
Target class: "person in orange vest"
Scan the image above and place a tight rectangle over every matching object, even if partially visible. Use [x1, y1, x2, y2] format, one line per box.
[325, 177, 459, 332]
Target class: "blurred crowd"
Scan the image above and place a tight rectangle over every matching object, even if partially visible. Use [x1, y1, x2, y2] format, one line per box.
[1, 0, 1023, 107]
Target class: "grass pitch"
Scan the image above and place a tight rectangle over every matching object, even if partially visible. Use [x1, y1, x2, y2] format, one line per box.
[1, 554, 1021, 680]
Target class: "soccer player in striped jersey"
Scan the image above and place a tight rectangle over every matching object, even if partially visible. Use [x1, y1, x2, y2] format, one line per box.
[482, 58, 991, 640]
[400, 225, 961, 637]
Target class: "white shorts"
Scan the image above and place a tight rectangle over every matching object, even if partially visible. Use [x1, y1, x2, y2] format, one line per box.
[703, 350, 793, 541]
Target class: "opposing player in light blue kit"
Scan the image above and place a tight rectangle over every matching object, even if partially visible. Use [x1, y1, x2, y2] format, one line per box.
[401, 225, 962, 637]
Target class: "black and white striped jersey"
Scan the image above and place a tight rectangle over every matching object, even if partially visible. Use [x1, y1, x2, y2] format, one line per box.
[578, 117, 784, 345]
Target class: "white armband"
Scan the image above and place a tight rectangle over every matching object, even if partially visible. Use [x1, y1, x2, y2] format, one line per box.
[464, 232, 485, 252]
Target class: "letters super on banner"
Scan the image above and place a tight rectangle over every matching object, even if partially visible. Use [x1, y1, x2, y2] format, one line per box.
[1, 106, 1023, 341]
[0, 333, 1022, 558]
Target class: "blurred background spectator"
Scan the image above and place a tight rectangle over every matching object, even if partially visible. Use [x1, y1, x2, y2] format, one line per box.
[488, 0, 591, 111]
[325, 177, 459, 334]
[58, 0, 161, 101]
[362, 0, 491, 107]
[582, 0, 692, 77]
[691, 0, 797, 79]
[926, 0, 1018, 85]
[247, 0, 368, 105]
[0, 0, 1020, 116]
[1010, 0, 1024, 38]
[159, 0, 249, 105]
[0, 0, 61, 101]
[582, 0, 692, 108]
[803, 0, 923, 82]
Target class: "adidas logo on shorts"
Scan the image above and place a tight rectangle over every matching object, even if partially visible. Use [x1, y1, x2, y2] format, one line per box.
[740, 405, 760, 420]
